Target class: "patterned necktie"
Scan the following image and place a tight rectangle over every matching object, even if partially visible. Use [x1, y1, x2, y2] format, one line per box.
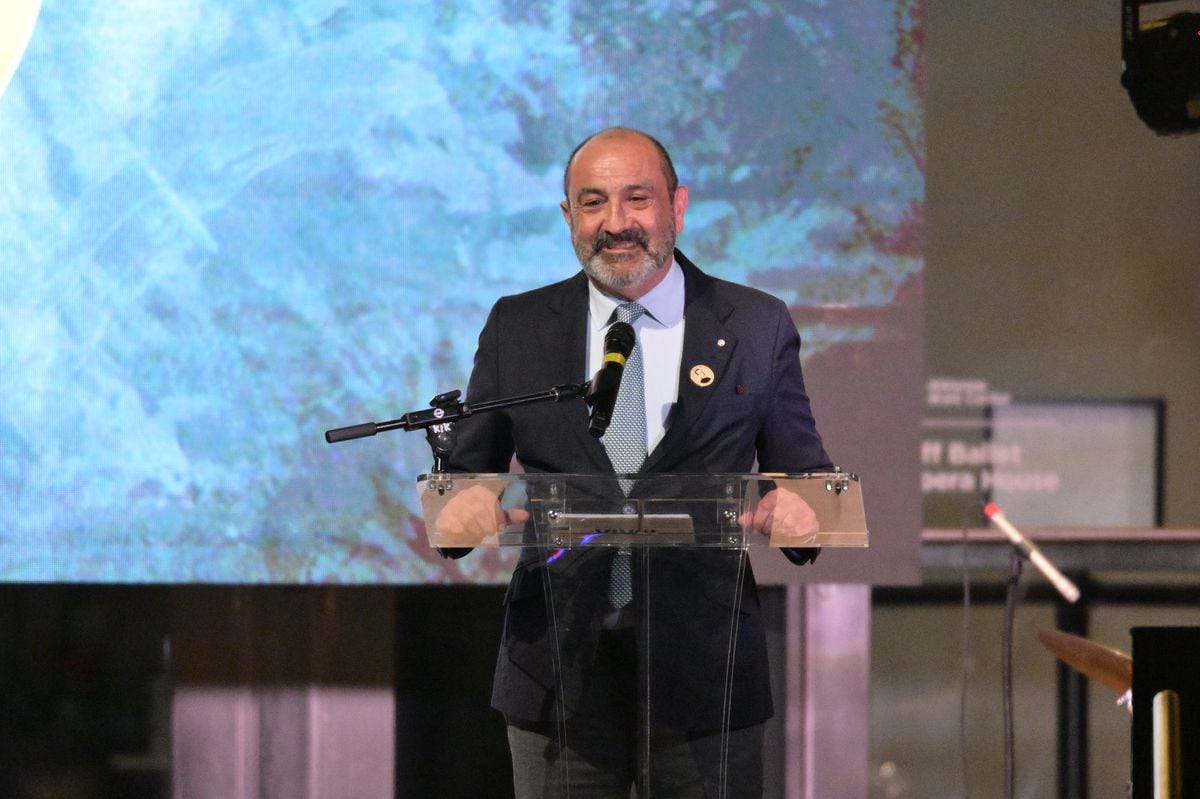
[602, 301, 647, 609]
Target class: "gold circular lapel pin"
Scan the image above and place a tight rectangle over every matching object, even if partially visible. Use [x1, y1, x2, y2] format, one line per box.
[689, 365, 715, 387]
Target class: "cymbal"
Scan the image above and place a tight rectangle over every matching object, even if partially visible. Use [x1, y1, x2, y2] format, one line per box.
[1037, 629, 1132, 695]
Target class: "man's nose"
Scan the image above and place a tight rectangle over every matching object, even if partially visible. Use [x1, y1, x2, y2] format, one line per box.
[603, 201, 628, 230]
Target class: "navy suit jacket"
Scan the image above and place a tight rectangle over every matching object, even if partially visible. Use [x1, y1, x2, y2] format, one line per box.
[447, 250, 830, 730]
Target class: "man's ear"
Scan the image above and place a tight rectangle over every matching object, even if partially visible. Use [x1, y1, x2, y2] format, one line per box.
[672, 185, 689, 234]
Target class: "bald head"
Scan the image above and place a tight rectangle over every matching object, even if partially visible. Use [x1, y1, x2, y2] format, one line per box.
[562, 127, 679, 206]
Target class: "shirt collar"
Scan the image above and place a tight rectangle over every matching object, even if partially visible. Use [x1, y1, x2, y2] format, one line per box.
[587, 258, 685, 332]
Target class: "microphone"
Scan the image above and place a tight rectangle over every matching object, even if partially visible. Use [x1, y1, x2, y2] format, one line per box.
[586, 321, 636, 438]
[983, 502, 1081, 603]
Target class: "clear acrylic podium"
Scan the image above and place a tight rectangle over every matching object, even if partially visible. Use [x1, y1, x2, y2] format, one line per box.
[418, 471, 867, 797]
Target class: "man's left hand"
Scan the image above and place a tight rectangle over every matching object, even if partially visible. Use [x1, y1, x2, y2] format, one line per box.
[741, 487, 820, 545]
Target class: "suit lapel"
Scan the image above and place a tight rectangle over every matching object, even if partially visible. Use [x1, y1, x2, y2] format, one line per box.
[643, 252, 734, 472]
[543, 273, 613, 471]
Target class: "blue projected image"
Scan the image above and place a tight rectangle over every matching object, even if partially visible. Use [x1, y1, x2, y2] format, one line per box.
[0, 1, 923, 583]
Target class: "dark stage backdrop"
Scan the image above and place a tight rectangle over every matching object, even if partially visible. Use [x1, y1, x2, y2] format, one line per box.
[0, 1, 923, 584]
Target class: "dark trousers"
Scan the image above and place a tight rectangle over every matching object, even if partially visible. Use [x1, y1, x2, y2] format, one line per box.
[504, 627, 765, 798]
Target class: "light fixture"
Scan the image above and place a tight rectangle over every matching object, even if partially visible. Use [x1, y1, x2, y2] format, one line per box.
[1122, 0, 1200, 134]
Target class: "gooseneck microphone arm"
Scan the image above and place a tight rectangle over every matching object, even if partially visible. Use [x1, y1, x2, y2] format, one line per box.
[323, 384, 591, 444]
[325, 321, 638, 446]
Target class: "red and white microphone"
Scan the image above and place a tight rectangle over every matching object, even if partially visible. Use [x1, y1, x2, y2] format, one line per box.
[983, 502, 1081, 603]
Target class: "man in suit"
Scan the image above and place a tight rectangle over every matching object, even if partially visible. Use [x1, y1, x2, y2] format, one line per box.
[443, 127, 831, 797]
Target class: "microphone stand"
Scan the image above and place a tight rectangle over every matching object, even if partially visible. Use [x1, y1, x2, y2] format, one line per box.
[323, 384, 590, 471]
[1001, 550, 1024, 799]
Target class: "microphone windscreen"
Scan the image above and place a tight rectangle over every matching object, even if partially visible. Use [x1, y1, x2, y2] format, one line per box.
[605, 321, 635, 357]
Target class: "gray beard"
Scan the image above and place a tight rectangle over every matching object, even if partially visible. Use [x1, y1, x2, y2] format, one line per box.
[577, 236, 674, 291]
[582, 249, 660, 290]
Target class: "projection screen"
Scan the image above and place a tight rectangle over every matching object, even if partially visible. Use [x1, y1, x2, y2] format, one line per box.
[0, 1, 924, 584]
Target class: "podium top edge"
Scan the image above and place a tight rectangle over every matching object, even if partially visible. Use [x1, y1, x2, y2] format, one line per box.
[416, 471, 860, 482]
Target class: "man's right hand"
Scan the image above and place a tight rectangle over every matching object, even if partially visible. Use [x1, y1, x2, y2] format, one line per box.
[426, 483, 529, 547]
